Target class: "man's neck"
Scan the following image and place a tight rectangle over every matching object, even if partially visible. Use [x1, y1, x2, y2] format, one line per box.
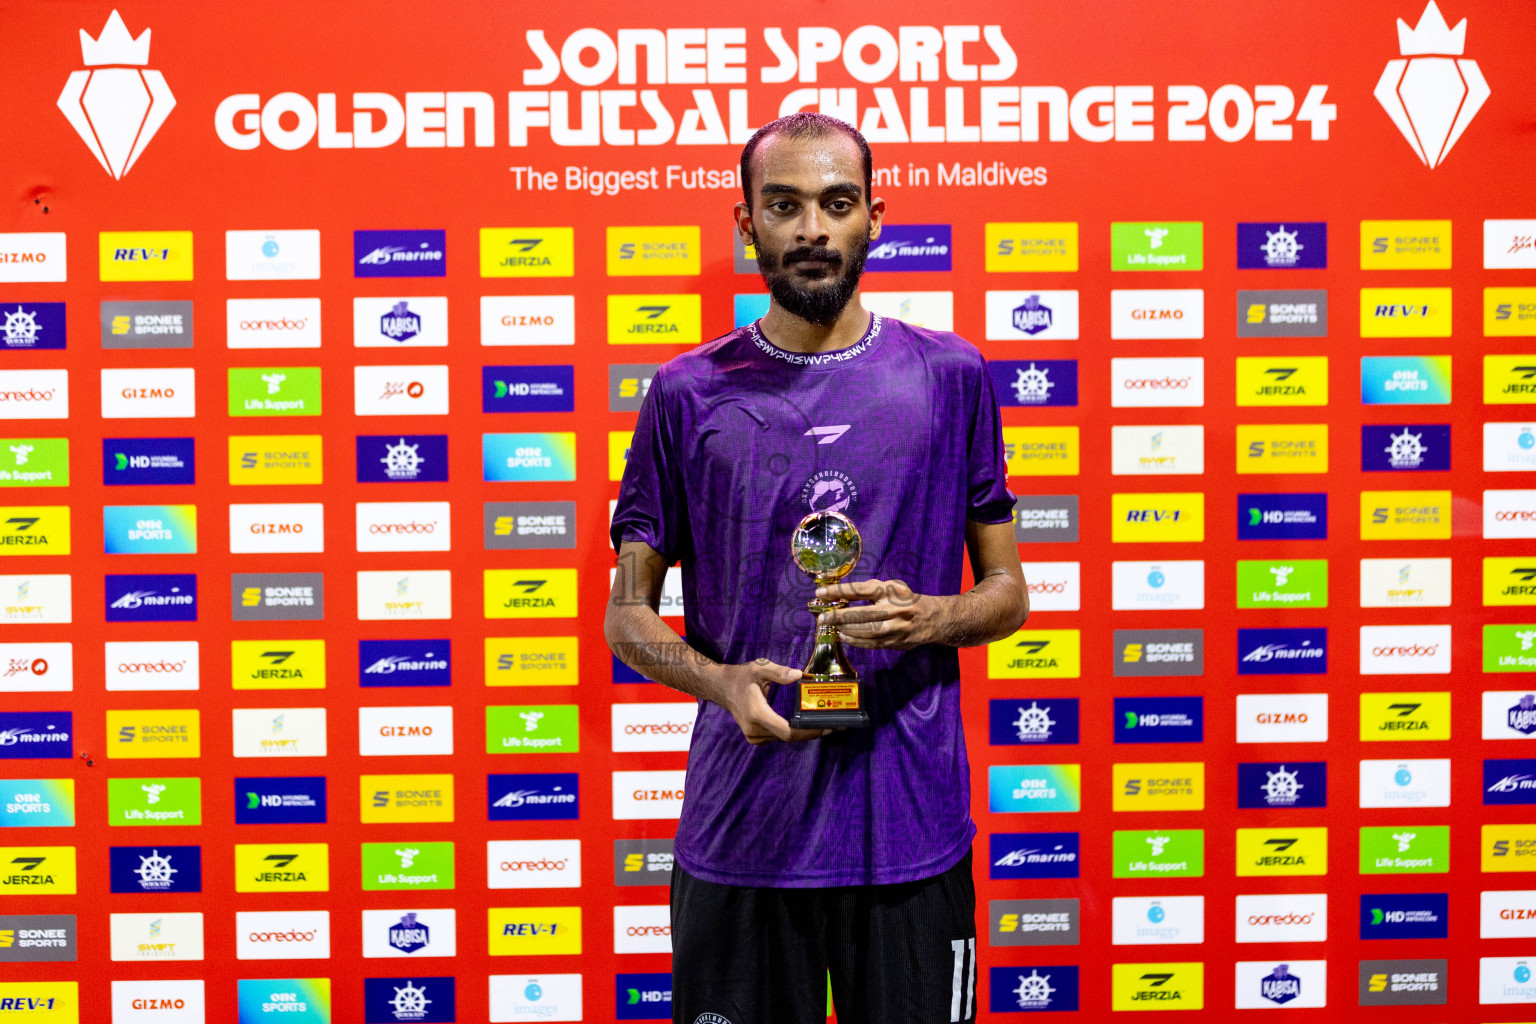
[759, 293, 871, 354]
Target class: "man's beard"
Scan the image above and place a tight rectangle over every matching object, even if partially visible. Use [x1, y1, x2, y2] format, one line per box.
[755, 235, 869, 327]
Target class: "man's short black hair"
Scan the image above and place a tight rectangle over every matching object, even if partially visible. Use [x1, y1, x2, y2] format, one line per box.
[739, 112, 873, 211]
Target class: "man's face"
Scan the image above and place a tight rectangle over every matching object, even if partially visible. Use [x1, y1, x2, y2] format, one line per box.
[742, 133, 881, 326]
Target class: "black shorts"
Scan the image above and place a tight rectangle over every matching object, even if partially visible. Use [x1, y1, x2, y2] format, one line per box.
[669, 850, 978, 1024]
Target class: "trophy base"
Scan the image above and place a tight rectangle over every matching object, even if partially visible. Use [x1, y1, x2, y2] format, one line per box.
[791, 708, 870, 729]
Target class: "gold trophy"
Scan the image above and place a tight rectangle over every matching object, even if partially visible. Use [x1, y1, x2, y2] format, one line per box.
[788, 509, 869, 728]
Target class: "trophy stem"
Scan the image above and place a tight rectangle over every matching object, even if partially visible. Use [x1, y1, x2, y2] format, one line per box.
[790, 583, 870, 729]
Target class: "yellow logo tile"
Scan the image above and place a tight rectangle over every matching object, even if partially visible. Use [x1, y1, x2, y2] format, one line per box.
[985, 222, 1079, 272]
[485, 636, 579, 686]
[1111, 493, 1205, 543]
[231, 639, 325, 690]
[360, 774, 455, 823]
[100, 231, 194, 281]
[607, 226, 700, 276]
[479, 227, 574, 277]
[1360, 490, 1452, 540]
[1112, 763, 1205, 811]
[1003, 427, 1079, 476]
[607, 294, 702, 344]
[228, 436, 322, 485]
[987, 629, 1081, 679]
[107, 709, 200, 759]
[1360, 691, 1451, 741]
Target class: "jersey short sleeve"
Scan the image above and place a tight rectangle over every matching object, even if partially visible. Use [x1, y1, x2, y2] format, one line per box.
[967, 355, 1018, 524]
[610, 368, 691, 563]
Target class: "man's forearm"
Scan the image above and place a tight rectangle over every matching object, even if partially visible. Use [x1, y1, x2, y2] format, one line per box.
[926, 570, 1028, 648]
[604, 603, 725, 702]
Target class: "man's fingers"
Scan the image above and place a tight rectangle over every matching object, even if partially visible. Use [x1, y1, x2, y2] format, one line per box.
[815, 578, 888, 601]
[821, 606, 892, 627]
[786, 727, 832, 742]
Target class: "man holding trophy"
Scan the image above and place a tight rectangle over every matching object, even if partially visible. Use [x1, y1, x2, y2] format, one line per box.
[606, 112, 1029, 1024]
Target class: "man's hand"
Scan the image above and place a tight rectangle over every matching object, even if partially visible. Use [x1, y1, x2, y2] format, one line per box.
[712, 658, 830, 745]
[815, 578, 940, 650]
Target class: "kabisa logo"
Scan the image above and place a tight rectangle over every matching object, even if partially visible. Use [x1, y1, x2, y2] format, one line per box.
[1237, 762, 1328, 809]
[1013, 294, 1053, 334]
[987, 698, 1079, 747]
[354, 231, 446, 278]
[109, 845, 200, 893]
[988, 966, 1080, 1013]
[360, 640, 451, 688]
[1486, 759, 1536, 805]
[988, 832, 1080, 880]
[488, 773, 578, 821]
[1510, 694, 1536, 735]
[382, 302, 421, 343]
[0, 304, 65, 351]
[58, 11, 175, 179]
[990, 360, 1078, 408]
[387, 913, 430, 956]
[104, 574, 196, 623]
[364, 976, 454, 1022]
[1375, 1, 1488, 168]
[1236, 222, 1328, 269]
[358, 435, 448, 484]
[1260, 964, 1302, 1005]
[1238, 628, 1328, 675]
[0, 713, 72, 761]
[235, 777, 326, 825]
[1238, 492, 1327, 540]
[865, 224, 952, 271]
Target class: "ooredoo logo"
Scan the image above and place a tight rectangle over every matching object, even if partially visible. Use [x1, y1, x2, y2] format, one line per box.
[1360, 625, 1451, 674]
[614, 905, 672, 954]
[104, 641, 199, 692]
[487, 839, 581, 889]
[0, 371, 68, 419]
[233, 910, 329, 960]
[226, 299, 321, 350]
[356, 502, 451, 553]
[611, 704, 698, 753]
[1110, 358, 1204, 408]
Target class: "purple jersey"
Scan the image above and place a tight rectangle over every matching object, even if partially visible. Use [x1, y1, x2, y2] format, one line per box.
[610, 314, 1016, 887]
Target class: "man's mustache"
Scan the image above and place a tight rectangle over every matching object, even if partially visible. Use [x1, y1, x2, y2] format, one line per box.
[780, 246, 843, 268]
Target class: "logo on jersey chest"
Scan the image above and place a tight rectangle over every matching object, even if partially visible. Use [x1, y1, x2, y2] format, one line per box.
[800, 469, 858, 513]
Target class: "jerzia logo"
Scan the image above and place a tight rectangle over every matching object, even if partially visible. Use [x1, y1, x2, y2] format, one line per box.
[1375, 1, 1489, 168]
[58, 11, 175, 179]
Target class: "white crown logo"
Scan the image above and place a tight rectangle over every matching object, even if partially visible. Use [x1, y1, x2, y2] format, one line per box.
[57, 10, 175, 179]
[1397, 1, 1465, 55]
[1374, 1, 1488, 169]
[80, 10, 151, 65]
